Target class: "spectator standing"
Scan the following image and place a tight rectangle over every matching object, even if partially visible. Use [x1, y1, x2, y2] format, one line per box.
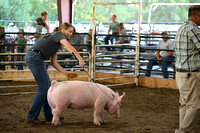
[104, 15, 119, 51]
[41, 11, 49, 33]
[29, 18, 46, 42]
[174, 5, 200, 133]
[85, 29, 92, 52]
[13, 29, 27, 70]
[145, 32, 174, 79]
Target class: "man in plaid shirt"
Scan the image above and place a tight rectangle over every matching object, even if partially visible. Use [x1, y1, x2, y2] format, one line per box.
[174, 5, 200, 133]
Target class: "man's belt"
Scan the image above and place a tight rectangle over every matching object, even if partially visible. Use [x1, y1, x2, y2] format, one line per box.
[176, 69, 199, 72]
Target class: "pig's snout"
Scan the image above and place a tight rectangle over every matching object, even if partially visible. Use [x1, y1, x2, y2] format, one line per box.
[114, 113, 120, 119]
[116, 114, 120, 118]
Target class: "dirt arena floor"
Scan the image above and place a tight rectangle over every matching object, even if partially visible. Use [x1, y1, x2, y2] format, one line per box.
[0, 81, 200, 133]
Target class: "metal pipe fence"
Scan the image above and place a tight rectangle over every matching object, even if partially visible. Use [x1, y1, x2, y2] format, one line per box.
[94, 32, 176, 83]
[0, 31, 176, 87]
[0, 32, 92, 82]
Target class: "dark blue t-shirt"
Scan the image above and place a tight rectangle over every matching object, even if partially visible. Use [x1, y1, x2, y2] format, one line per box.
[31, 32, 66, 59]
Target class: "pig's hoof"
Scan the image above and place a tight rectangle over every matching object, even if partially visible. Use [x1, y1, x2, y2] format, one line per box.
[51, 122, 61, 127]
[58, 121, 61, 125]
[59, 116, 64, 121]
[51, 123, 57, 127]
[94, 121, 101, 126]
[100, 121, 106, 124]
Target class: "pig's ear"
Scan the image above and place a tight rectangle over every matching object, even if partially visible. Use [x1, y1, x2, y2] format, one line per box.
[120, 92, 125, 99]
[51, 80, 57, 87]
[117, 92, 125, 103]
[115, 91, 119, 96]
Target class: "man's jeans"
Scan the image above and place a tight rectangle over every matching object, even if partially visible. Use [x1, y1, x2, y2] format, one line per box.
[17, 47, 25, 70]
[25, 50, 53, 121]
[145, 56, 174, 78]
[104, 33, 119, 51]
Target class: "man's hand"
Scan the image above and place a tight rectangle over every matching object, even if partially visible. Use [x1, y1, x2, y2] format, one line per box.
[160, 56, 165, 60]
[157, 61, 161, 65]
[156, 57, 162, 65]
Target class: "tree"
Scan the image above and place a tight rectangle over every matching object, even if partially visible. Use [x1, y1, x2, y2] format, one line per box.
[0, 0, 199, 28]
[73, 0, 199, 24]
[0, 0, 58, 27]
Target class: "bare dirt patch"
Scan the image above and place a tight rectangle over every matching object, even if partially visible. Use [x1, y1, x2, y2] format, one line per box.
[0, 81, 199, 133]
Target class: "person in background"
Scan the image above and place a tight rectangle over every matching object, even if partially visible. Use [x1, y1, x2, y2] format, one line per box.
[85, 29, 92, 52]
[29, 18, 46, 42]
[29, 11, 48, 41]
[85, 29, 102, 52]
[104, 15, 119, 51]
[68, 27, 84, 52]
[67, 27, 84, 69]
[41, 11, 49, 33]
[174, 5, 200, 133]
[25, 22, 85, 124]
[145, 32, 174, 79]
[115, 23, 130, 52]
[13, 29, 27, 70]
[115, 23, 129, 44]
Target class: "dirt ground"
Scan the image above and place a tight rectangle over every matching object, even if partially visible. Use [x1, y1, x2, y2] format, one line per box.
[0, 81, 199, 133]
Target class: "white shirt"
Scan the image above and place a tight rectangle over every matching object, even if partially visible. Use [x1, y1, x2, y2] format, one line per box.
[157, 39, 174, 57]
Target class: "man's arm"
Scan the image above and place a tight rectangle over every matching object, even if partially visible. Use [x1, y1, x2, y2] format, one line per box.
[108, 29, 111, 34]
[160, 51, 173, 59]
[29, 34, 40, 39]
[156, 50, 161, 64]
[156, 51, 160, 59]
[76, 46, 84, 51]
[191, 28, 200, 51]
[86, 38, 91, 43]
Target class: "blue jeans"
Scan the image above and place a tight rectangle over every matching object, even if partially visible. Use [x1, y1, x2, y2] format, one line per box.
[104, 33, 119, 51]
[17, 47, 25, 70]
[25, 50, 53, 121]
[145, 56, 174, 79]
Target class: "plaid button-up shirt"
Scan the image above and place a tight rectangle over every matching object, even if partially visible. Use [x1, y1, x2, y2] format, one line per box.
[174, 19, 200, 71]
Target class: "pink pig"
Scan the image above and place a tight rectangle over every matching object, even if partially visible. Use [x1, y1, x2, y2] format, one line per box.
[47, 80, 125, 126]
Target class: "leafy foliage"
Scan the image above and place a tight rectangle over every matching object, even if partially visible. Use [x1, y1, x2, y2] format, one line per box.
[0, 0, 58, 27]
[0, 0, 199, 27]
[73, 0, 199, 23]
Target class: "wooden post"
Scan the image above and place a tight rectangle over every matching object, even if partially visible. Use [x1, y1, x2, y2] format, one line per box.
[57, 0, 73, 24]
[135, 3, 141, 86]
[0, 27, 5, 70]
[91, 3, 95, 82]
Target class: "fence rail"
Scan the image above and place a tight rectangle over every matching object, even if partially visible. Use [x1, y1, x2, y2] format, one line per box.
[0, 30, 176, 87]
